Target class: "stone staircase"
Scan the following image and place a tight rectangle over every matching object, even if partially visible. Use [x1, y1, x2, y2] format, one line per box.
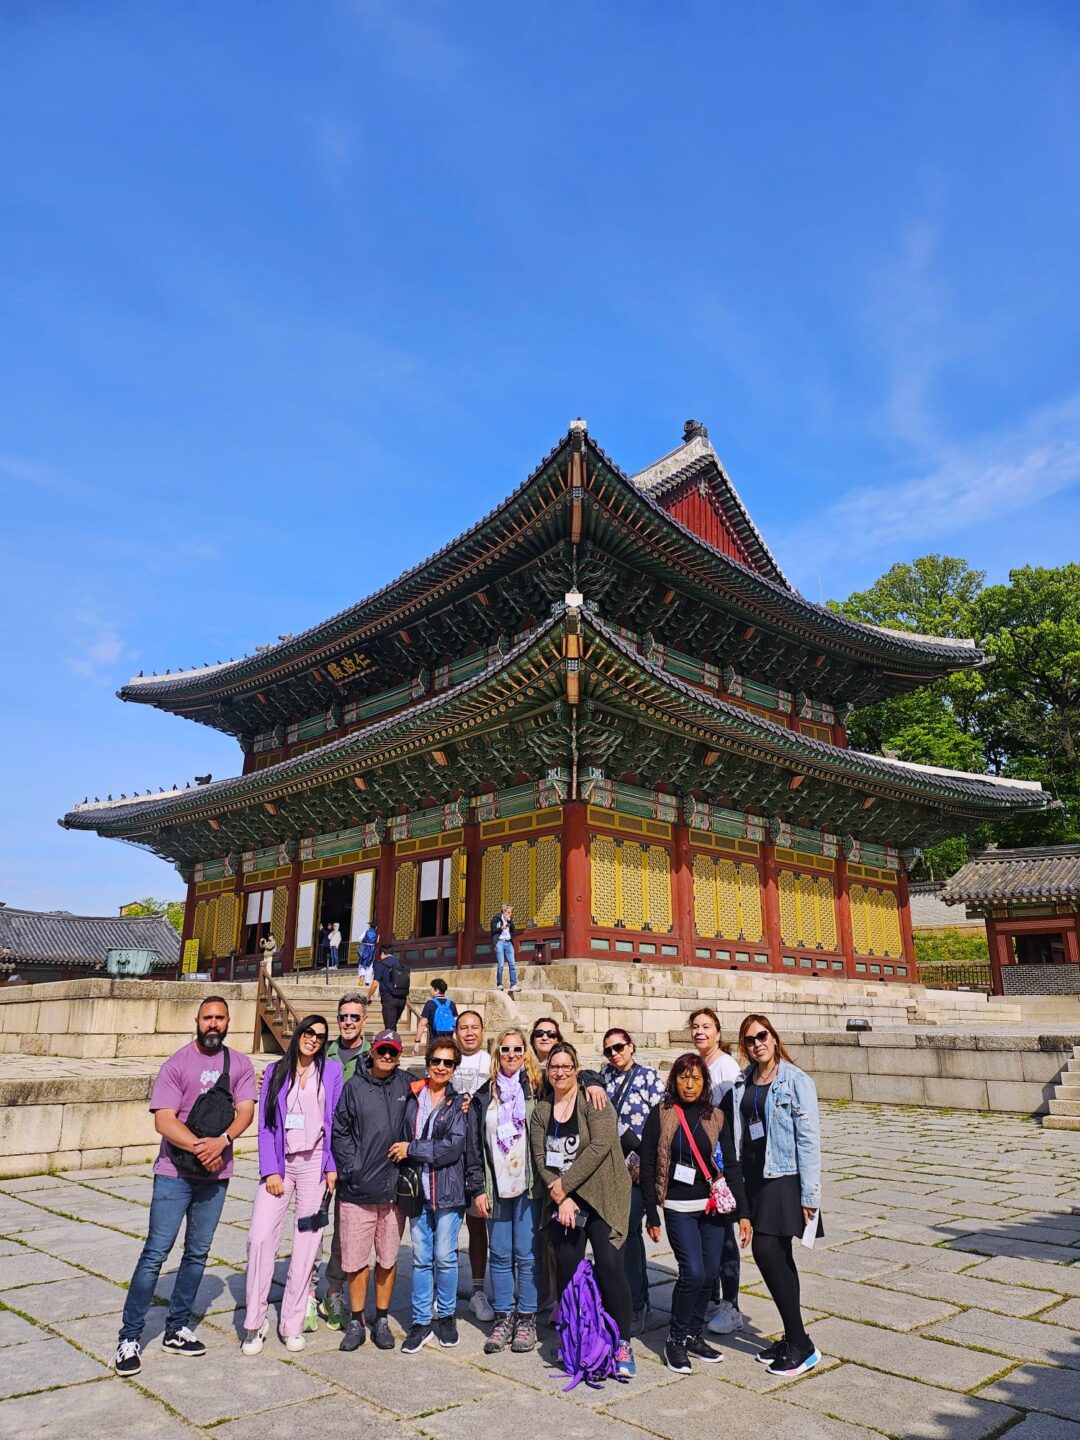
[1043, 1044, 1080, 1131]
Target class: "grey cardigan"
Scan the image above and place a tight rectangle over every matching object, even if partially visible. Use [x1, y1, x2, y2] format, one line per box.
[530, 1092, 632, 1250]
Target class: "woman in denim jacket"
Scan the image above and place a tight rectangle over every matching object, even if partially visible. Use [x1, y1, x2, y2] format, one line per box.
[730, 1013, 821, 1379]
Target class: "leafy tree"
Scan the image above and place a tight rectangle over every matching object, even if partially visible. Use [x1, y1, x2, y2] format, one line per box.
[832, 555, 985, 637]
[122, 897, 184, 934]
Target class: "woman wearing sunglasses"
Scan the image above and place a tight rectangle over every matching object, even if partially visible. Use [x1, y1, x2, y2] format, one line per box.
[600, 1028, 664, 1333]
[389, 1038, 469, 1354]
[531, 1042, 637, 1379]
[731, 1014, 822, 1378]
[243, 1014, 342, 1355]
[464, 1028, 544, 1354]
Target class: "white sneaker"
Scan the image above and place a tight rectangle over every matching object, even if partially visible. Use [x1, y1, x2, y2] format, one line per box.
[241, 1319, 269, 1356]
[469, 1290, 494, 1322]
[706, 1301, 744, 1335]
[283, 1334, 306, 1352]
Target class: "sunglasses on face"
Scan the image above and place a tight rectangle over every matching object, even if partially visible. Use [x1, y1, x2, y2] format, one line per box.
[374, 1047, 400, 1059]
[603, 1041, 629, 1057]
[745, 1030, 772, 1047]
[429, 1056, 458, 1070]
[500, 1045, 525, 1055]
[300, 1028, 327, 1042]
[533, 1029, 558, 1041]
[338, 1012, 363, 1022]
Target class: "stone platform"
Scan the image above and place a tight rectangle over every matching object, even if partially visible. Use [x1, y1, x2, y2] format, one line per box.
[1, 1103, 1078, 1439]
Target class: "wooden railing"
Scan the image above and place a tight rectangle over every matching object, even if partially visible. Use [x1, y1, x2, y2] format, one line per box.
[255, 969, 301, 1051]
[917, 962, 993, 994]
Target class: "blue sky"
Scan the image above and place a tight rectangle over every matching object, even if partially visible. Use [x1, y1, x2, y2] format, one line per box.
[2, 1, 1078, 914]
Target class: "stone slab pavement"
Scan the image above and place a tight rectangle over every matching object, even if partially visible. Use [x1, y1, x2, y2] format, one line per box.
[0, 1102, 1078, 1438]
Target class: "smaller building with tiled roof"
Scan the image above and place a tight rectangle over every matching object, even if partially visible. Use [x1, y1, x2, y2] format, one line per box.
[0, 904, 180, 984]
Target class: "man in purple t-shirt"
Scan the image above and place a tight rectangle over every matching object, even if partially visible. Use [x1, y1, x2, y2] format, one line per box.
[114, 996, 256, 1377]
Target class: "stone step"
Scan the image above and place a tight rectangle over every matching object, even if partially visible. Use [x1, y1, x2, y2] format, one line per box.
[1047, 1098, 1080, 1116]
[1043, 1114, 1080, 1130]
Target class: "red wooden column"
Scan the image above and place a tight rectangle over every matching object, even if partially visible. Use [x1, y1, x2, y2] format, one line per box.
[671, 822, 696, 963]
[281, 856, 303, 973]
[562, 801, 591, 960]
[460, 820, 483, 969]
[375, 840, 395, 948]
[1065, 918, 1080, 965]
[180, 877, 199, 947]
[761, 841, 782, 969]
[897, 866, 916, 971]
[986, 917, 1006, 996]
[835, 856, 856, 975]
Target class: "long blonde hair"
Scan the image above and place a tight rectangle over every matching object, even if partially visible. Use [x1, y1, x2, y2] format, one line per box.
[489, 1026, 542, 1094]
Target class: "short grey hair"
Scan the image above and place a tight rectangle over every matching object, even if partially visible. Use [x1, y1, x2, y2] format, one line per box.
[337, 990, 368, 1011]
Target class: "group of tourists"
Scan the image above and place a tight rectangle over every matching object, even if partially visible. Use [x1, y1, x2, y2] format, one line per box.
[113, 988, 821, 1386]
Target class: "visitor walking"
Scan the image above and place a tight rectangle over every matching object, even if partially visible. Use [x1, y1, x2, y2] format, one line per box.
[389, 1039, 469, 1353]
[689, 1007, 744, 1336]
[639, 1052, 750, 1374]
[490, 903, 518, 994]
[465, 1027, 544, 1355]
[414, 977, 458, 1052]
[242, 1015, 342, 1355]
[330, 1029, 413, 1353]
[731, 1013, 822, 1378]
[315, 991, 371, 1331]
[113, 997, 256, 1377]
[452, 1010, 495, 1322]
[600, 1027, 664, 1333]
[327, 922, 342, 970]
[365, 945, 411, 1031]
[530, 1042, 636, 1379]
[356, 923, 379, 985]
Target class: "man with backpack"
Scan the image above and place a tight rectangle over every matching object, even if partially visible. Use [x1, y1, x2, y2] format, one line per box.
[413, 977, 458, 1053]
[114, 996, 257, 1377]
[366, 945, 411, 1031]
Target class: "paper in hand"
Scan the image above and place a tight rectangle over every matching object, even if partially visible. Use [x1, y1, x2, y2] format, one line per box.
[799, 1210, 819, 1249]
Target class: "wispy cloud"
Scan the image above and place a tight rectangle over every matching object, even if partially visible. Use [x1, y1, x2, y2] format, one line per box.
[66, 615, 135, 681]
[0, 453, 99, 500]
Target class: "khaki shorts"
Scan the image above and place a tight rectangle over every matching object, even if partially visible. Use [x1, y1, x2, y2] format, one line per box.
[338, 1202, 406, 1273]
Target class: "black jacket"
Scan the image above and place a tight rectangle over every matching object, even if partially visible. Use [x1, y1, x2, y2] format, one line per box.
[331, 1057, 413, 1206]
[490, 912, 517, 942]
[403, 1083, 469, 1211]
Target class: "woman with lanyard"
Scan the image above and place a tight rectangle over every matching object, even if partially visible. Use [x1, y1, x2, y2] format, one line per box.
[639, 1053, 750, 1373]
[689, 1007, 744, 1337]
[243, 1014, 342, 1355]
[389, 1038, 469, 1354]
[451, 1010, 496, 1323]
[465, 1028, 544, 1355]
[600, 1028, 663, 1333]
[731, 1013, 822, 1378]
[530, 1042, 637, 1379]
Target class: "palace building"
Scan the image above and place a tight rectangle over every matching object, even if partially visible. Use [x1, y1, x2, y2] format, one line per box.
[62, 421, 1049, 983]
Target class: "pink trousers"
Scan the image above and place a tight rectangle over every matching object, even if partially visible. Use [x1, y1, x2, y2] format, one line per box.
[244, 1147, 326, 1338]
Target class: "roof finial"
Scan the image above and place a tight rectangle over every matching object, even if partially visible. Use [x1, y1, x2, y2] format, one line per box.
[683, 419, 709, 443]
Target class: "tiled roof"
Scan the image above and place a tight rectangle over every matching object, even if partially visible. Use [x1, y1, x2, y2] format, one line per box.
[0, 907, 180, 970]
[941, 847, 1080, 907]
[908, 882, 983, 929]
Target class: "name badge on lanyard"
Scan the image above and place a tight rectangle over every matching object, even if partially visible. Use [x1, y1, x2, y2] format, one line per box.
[672, 1161, 696, 1186]
[498, 1121, 519, 1143]
[545, 1145, 564, 1171]
[749, 1120, 765, 1141]
[285, 1113, 306, 1131]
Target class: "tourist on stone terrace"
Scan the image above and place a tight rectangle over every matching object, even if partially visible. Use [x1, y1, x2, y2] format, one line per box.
[242, 1013, 342, 1356]
[452, 1009, 496, 1323]
[689, 1006, 744, 1336]
[114, 996, 256, 1378]
[599, 1026, 664, 1333]
[732, 1012, 822, 1378]
[639, 1052, 750, 1375]
[315, 990, 370, 1331]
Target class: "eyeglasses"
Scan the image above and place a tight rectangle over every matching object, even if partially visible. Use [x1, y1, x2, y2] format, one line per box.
[603, 1041, 629, 1057]
[547, 1064, 575, 1074]
[374, 1047, 401, 1059]
[338, 1012, 364, 1022]
[429, 1056, 458, 1070]
[500, 1045, 525, 1055]
[745, 1030, 772, 1047]
[533, 1029, 558, 1041]
[300, 1028, 328, 1042]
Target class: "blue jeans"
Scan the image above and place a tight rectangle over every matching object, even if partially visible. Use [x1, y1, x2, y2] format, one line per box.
[410, 1206, 464, 1326]
[120, 1174, 228, 1342]
[328, 946, 340, 969]
[488, 1194, 541, 1315]
[712, 1219, 742, 1307]
[624, 1183, 650, 1312]
[495, 940, 517, 988]
[665, 1206, 726, 1342]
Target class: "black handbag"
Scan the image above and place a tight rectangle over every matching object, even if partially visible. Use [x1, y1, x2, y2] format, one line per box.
[169, 1049, 236, 1178]
[395, 1162, 424, 1218]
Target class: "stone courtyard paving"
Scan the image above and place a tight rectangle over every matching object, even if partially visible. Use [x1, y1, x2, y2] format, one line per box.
[1, 1102, 1079, 1439]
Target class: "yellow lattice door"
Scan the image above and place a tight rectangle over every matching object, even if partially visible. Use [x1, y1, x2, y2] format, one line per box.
[778, 870, 799, 945]
[850, 885, 871, 954]
[534, 836, 561, 926]
[814, 876, 838, 950]
[507, 841, 531, 919]
[271, 886, 289, 944]
[480, 846, 504, 930]
[878, 889, 902, 956]
[591, 835, 617, 927]
[737, 861, 763, 943]
[644, 845, 672, 931]
[448, 849, 465, 932]
[693, 855, 717, 936]
[393, 862, 418, 941]
[716, 859, 740, 938]
[619, 841, 645, 930]
[193, 899, 216, 956]
[214, 893, 240, 957]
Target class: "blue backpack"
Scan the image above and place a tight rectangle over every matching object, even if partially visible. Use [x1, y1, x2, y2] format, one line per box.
[357, 928, 378, 966]
[552, 1258, 623, 1391]
[430, 996, 456, 1034]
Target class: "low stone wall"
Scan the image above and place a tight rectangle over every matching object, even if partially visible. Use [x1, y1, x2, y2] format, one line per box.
[788, 1030, 1078, 1115]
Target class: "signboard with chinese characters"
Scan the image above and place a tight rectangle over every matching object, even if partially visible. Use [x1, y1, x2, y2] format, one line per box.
[182, 939, 200, 974]
[325, 651, 374, 683]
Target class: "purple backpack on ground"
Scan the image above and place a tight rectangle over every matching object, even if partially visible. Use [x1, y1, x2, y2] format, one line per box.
[552, 1258, 624, 1391]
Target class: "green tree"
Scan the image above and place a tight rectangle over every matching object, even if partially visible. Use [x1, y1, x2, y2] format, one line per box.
[123, 897, 184, 934]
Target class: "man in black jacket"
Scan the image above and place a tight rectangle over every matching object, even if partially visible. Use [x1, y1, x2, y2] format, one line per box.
[330, 1029, 412, 1352]
[490, 904, 518, 995]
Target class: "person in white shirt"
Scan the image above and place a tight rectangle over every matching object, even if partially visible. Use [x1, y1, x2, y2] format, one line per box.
[452, 1010, 495, 1321]
[690, 1007, 744, 1335]
[327, 924, 342, 970]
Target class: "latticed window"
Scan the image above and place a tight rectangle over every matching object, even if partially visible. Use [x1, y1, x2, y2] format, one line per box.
[393, 861, 418, 941]
[778, 869, 837, 950]
[213, 893, 240, 956]
[849, 883, 903, 957]
[479, 836, 561, 928]
[692, 854, 763, 941]
[590, 836, 672, 932]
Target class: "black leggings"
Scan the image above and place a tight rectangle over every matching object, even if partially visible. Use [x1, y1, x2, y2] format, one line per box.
[751, 1232, 809, 1348]
[550, 1208, 633, 1342]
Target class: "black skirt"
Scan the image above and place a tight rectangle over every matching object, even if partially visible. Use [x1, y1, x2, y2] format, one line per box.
[744, 1153, 824, 1240]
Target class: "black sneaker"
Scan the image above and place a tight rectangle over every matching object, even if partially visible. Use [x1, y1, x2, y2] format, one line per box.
[755, 1339, 787, 1365]
[162, 1326, 205, 1357]
[401, 1323, 433, 1355]
[372, 1316, 395, 1351]
[686, 1333, 724, 1363]
[768, 1338, 820, 1377]
[435, 1314, 459, 1348]
[339, 1317, 366, 1352]
[663, 1337, 692, 1374]
[113, 1339, 142, 1376]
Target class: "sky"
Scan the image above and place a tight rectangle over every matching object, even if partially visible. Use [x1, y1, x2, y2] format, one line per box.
[2, 1, 1078, 914]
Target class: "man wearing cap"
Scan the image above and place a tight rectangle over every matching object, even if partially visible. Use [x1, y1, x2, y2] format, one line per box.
[330, 1029, 412, 1353]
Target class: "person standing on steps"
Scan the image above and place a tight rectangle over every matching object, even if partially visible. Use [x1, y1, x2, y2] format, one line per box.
[366, 945, 411, 1031]
[314, 992, 370, 1332]
[356, 922, 379, 986]
[414, 977, 458, 1053]
[452, 1009, 495, 1323]
[490, 903, 518, 995]
[731, 1013, 822, 1379]
[114, 996, 256, 1377]
[330, 1029, 413, 1353]
[327, 922, 342, 970]
[259, 932, 278, 977]
[689, 1007, 744, 1337]
[242, 1014, 342, 1356]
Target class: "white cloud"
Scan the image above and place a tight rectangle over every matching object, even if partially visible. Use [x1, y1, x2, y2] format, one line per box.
[66, 617, 133, 680]
[0, 453, 98, 500]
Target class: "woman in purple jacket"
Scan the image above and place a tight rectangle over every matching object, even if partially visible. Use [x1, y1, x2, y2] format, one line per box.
[243, 1014, 343, 1354]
